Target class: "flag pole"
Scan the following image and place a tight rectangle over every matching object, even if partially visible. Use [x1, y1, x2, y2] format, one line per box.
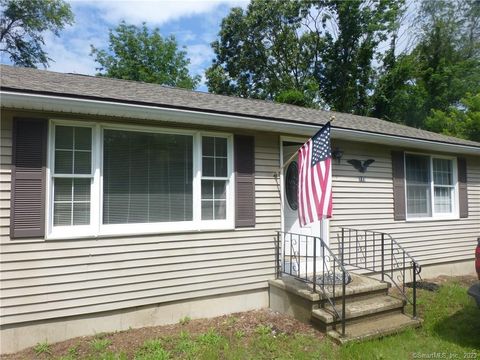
[280, 115, 335, 170]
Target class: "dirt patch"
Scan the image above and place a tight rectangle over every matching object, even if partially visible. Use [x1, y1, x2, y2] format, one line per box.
[1, 309, 324, 360]
[427, 274, 478, 287]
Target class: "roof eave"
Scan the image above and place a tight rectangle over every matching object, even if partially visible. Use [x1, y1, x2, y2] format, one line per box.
[1, 90, 479, 156]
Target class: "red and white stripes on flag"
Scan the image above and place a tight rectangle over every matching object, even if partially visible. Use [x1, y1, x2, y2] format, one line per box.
[297, 122, 333, 226]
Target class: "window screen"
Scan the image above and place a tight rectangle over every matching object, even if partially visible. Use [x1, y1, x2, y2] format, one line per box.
[103, 129, 193, 224]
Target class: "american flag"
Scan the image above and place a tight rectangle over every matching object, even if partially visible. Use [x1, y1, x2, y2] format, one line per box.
[298, 122, 332, 226]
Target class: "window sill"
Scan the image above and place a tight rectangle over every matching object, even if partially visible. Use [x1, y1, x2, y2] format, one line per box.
[46, 221, 235, 240]
[405, 215, 460, 222]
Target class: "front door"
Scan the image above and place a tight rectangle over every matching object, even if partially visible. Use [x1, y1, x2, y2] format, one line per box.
[282, 142, 328, 276]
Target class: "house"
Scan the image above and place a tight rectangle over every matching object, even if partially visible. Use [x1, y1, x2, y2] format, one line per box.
[1, 64, 479, 352]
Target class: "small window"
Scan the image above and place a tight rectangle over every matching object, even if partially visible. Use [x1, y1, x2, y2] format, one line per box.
[285, 161, 298, 211]
[52, 126, 93, 226]
[405, 154, 456, 219]
[201, 136, 228, 220]
[433, 158, 454, 214]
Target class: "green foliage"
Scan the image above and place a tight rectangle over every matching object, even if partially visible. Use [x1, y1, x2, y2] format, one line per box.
[0, 0, 74, 67]
[234, 330, 245, 339]
[24, 280, 480, 360]
[197, 329, 224, 346]
[210, 0, 480, 141]
[179, 316, 191, 325]
[313, 0, 403, 115]
[92, 351, 127, 360]
[33, 340, 52, 356]
[206, 1, 312, 102]
[425, 93, 480, 142]
[90, 337, 112, 352]
[254, 324, 272, 336]
[372, 0, 480, 138]
[276, 89, 315, 107]
[91, 21, 200, 90]
[207, 0, 403, 113]
[134, 339, 170, 360]
[173, 331, 197, 356]
[341, 281, 480, 359]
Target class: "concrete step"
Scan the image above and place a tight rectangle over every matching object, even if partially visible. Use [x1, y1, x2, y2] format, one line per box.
[269, 273, 389, 304]
[312, 295, 405, 325]
[327, 313, 422, 344]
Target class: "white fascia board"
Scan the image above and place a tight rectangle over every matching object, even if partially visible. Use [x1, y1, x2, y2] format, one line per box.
[2, 91, 480, 156]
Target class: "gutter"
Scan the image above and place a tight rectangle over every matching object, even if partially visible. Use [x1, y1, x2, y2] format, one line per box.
[1, 91, 480, 156]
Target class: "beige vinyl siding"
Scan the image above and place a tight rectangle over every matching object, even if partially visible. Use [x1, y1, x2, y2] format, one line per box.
[0, 117, 11, 236]
[329, 140, 480, 267]
[0, 112, 281, 325]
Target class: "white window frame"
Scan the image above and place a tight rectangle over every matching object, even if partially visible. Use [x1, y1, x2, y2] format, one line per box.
[200, 134, 231, 223]
[46, 120, 235, 239]
[404, 152, 459, 221]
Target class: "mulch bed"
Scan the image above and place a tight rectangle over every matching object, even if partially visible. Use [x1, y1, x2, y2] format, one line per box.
[1, 309, 324, 360]
[3, 275, 477, 359]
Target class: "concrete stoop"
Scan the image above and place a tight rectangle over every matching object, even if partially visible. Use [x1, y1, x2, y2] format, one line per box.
[268, 273, 422, 343]
[327, 313, 422, 344]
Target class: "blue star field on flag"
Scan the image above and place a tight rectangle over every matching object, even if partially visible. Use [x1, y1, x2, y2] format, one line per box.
[311, 123, 331, 167]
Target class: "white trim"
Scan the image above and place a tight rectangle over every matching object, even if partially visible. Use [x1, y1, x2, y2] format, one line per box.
[279, 136, 306, 234]
[46, 120, 235, 239]
[199, 133, 234, 224]
[3, 91, 480, 155]
[404, 152, 459, 221]
[48, 120, 96, 237]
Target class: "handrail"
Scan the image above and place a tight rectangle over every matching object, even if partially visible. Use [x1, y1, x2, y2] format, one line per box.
[338, 227, 421, 318]
[276, 231, 349, 336]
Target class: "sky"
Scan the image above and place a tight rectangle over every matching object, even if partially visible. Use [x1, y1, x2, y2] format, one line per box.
[1, 0, 417, 93]
[14, 0, 249, 91]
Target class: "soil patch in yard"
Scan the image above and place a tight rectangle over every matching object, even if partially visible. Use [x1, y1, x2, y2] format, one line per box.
[428, 274, 477, 287]
[3, 275, 477, 360]
[2, 309, 324, 360]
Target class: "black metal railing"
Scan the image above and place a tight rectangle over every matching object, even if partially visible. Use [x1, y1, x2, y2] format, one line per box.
[276, 231, 349, 336]
[337, 228, 421, 318]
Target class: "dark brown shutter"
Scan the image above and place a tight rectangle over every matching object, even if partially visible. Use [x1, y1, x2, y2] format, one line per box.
[10, 118, 48, 238]
[234, 135, 255, 227]
[458, 157, 468, 218]
[391, 151, 406, 221]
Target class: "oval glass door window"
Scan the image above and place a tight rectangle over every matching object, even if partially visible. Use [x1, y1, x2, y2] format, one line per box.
[285, 161, 298, 210]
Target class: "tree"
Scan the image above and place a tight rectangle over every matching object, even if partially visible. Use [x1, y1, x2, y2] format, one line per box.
[90, 22, 200, 90]
[206, 1, 316, 105]
[371, 0, 480, 128]
[206, 0, 403, 112]
[425, 93, 480, 142]
[310, 0, 403, 114]
[0, 0, 73, 68]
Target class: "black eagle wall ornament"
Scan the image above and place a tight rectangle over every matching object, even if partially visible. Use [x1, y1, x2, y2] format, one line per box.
[347, 159, 375, 173]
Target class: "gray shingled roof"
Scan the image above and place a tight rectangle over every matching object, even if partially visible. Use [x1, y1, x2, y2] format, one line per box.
[1, 64, 479, 148]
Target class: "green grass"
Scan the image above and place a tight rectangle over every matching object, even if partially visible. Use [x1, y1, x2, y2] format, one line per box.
[340, 281, 480, 360]
[134, 339, 170, 360]
[179, 316, 191, 325]
[39, 280, 480, 360]
[90, 338, 112, 352]
[33, 341, 52, 356]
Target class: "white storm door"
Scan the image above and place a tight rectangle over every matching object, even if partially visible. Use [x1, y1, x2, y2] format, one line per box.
[282, 142, 328, 277]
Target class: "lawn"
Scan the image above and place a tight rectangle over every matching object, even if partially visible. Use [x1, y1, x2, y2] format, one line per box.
[4, 277, 479, 360]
